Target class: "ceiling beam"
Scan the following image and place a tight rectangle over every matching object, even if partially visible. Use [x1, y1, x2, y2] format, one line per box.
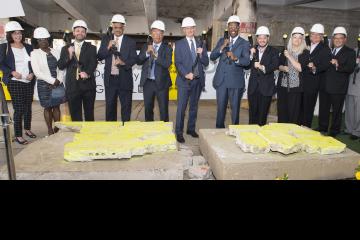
[54, 0, 101, 32]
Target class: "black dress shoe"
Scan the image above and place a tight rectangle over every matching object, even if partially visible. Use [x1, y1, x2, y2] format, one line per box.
[350, 135, 359, 140]
[176, 134, 185, 143]
[186, 131, 199, 138]
[329, 132, 338, 138]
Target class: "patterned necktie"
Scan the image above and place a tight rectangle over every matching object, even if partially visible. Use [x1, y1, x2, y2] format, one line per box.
[332, 48, 337, 56]
[75, 43, 81, 80]
[190, 39, 196, 63]
[150, 44, 159, 79]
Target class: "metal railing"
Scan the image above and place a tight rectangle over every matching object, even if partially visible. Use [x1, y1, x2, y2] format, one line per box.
[0, 80, 16, 180]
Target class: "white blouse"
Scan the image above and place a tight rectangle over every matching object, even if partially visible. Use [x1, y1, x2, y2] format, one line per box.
[12, 47, 31, 83]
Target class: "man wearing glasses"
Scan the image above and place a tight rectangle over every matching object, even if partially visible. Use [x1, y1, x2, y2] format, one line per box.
[98, 14, 138, 122]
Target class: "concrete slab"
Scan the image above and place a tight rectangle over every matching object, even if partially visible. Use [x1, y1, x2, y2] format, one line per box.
[199, 129, 360, 180]
[0, 132, 186, 180]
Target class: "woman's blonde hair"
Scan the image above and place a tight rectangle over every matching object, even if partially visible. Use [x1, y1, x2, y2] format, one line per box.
[287, 33, 307, 55]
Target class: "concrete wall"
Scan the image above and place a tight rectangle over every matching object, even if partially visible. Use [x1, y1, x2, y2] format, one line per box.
[257, 5, 360, 48]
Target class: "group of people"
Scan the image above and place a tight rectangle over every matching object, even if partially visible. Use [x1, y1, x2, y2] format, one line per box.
[0, 14, 359, 145]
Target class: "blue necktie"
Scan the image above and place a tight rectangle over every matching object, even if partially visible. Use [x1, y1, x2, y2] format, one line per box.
[150, 44, 158, 80]
[229, 38, 234, 51]
[190, 40, 196, 63]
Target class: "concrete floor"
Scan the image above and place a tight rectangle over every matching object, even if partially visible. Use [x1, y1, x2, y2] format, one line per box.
[0, 100, 277, 169]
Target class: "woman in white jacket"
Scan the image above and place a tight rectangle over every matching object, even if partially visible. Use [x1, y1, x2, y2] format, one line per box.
[31, 27, 65, 135]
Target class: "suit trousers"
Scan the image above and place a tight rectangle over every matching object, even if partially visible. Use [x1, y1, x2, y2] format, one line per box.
[68, 88, 96, 122]
[216, 84, 244, 128]
[105, 75, 132, 122]
[143, 79, 169, 122]
[319, 91, 345, 134]
[175, 79, 202, 135]
[301, 92, 319, 128]
[345, 95, 360, 137]
[248, 89, 272, 126]
[277, 87, 302, 125]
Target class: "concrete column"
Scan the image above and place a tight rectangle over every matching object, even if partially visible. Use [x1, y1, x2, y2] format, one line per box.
[234, 0, 257, 39]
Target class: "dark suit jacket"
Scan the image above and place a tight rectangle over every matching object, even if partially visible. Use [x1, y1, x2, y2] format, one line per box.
[58, 41, 98, 97]
[303, 42, 332, 94]
[0, 43, 33, 85]
[277, 49, 311, 93]
[210, 37, 250, 89]
[322, 45, 356, 94]
[175, 38, 209, 88]
[137, 42, 173, 90]
[248, 46, 279, 97]
[97, 35, 137, 90]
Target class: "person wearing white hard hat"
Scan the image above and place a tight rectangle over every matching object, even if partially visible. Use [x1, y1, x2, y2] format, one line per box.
[300, 23, 332, 128]
[174, 17, 209, 143]
[248, 26, 280, 126]
[31, 27, 65, 136]
[210, 15, 250, 129]
[0, 21, 36, 145]
[137, 20, 173, 122]
[318, 27, 356, 137]
[58, 20, 98, 121]
[98, 14, 137, 122]
[277, 27, 310, 124]
[345, 34, 360, 141]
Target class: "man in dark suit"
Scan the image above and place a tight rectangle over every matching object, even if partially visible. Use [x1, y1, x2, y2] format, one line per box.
[175, 17, 209, 143]
[302, 24, 331, 128]
[58, 20, 97, 122]
[97, 14, 137, 122]
[210, 15, 251, 129]
[248, 26, 279, 126]
[318, 27, 356, 137]
[137, 20, 172, 122]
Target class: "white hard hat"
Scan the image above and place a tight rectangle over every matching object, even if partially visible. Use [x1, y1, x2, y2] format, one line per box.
[333, 26, 347, 37]
[111, 14, 126, 25]
[151, 20, 165, 31]
[256, 26, 270, 36]
[227, 15, 241, 25]
[292, 27, 305, 36]
[72, 20, 88, 31]
[182, 17, 196, 28]
[5, 21, 24, 32]
[33, 27, 50, 39]
[310, 23, 325, 34]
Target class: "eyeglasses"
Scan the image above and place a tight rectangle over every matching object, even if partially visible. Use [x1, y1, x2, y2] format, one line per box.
[37, 38, 48, 42]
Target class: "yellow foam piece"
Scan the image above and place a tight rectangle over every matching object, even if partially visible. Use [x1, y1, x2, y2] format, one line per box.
[60, 121, 177, 162]
[258, 130, 303, 155]
[235, 132, 270, 154]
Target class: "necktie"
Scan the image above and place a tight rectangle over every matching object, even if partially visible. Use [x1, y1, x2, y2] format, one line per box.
[332, 48, 337, 56]
[190, 39, 196, 63]
[150, 44, 158, 80]
[75, 43, 81, 80]
[230, 38, 234, 50]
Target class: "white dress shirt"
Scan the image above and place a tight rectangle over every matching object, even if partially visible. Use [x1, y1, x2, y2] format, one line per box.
[11, 47, 31, 83]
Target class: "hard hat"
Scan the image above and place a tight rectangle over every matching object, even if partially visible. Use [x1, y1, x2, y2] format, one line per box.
[291, 27, 305, 36]
[227, 15, 241, 25]
[333, 26, 347, 37]
[33, 27, 51, 39]
[111, 14, 126, 25]
[310, 23, 325, 34]
[72, 20, 88, 31]
[182, 17, 196, 28]
[5, 21, 24, 32]
[256, 26, 270, 36]
[151, 20, 165, 31]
